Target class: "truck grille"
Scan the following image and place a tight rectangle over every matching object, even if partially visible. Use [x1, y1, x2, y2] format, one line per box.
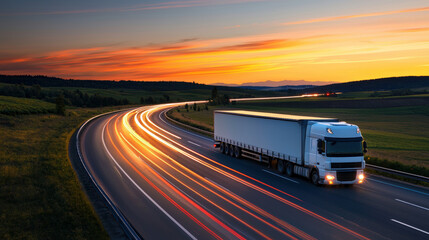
[337, 171, 356, 181]
[331, 162, 362, 169]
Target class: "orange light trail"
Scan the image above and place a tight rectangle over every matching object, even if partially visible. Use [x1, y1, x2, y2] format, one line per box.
[106, 117, 231, 240]
[118, 113, 313, 239]
[140, 104, 370, 240]
[99, 103, 370, 240]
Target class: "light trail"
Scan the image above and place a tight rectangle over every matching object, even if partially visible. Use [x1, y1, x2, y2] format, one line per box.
[118, 116, 313, 239]
[140, 106, 303, 201]
[123, 109, 308, 239]
[93, 95, 370, 240]
[107, 116, 234, 240]
[100, 116, 198, 240]
[131, 104, 368, 240]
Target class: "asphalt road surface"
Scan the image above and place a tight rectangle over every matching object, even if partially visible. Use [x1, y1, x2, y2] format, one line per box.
[78, 103, 429, 240]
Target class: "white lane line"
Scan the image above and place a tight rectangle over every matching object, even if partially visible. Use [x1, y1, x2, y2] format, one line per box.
[188, 141, 201, 147]
[101, 123, 197, 240]
[205, 177, 233, 193]
[395, 199, 429, 211]
[391, 219, 429, 235]
[262, 169, 299, 184]
[367, 178, 429, 196]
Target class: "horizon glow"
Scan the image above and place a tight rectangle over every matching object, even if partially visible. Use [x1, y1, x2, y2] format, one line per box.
[0, 0, 428, 85]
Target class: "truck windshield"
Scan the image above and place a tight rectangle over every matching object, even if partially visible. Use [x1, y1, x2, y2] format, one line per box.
[326, 140, 363, 157]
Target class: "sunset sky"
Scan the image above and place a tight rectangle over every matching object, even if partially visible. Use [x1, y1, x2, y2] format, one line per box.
[0, 0, 428, 85]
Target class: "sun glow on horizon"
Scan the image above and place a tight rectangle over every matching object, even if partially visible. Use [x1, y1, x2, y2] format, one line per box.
[0, 1, 428, 84]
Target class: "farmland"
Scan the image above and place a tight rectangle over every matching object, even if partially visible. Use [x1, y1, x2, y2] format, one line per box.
[168, 94, 429, 171]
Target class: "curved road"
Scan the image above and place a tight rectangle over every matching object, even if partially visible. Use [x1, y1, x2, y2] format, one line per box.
[78, 103, 429, 240]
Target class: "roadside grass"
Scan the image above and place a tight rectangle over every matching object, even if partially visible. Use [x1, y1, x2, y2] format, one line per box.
[0, 96, 56, 115]
[0, 106, 129, 239]
[169, 108, 214, 132]
[168, 101, 429, 174]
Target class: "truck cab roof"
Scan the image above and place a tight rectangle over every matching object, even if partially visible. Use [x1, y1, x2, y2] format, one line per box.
[310, 121, 362, 139]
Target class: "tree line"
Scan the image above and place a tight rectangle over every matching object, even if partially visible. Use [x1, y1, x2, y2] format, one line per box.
[0, 84, 130, 108]
[0, 74, 237, 91]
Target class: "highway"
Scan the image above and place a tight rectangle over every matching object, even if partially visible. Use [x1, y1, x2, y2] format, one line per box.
[77, 103, 429, 240]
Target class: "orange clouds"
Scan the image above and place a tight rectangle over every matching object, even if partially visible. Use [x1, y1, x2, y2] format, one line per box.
[1, 4, 429, 84]
[0, 38, 308, 81]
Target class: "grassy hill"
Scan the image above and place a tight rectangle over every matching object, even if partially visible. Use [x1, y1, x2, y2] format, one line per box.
[0, 95, 56, 115]
[0, 105, 135, 239]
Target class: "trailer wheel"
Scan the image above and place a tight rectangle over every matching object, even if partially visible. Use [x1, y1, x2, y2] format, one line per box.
[224, 143, 230, 155]
[229, 145, 235, 157]
[277, 159, 286, 174]
[311, 170, 320, 186]
[286, 163, 294, 177]
[234, 146, 241, 158]
[220, 142, 225, 154]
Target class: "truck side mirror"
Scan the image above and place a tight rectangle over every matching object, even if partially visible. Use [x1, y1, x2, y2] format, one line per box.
[363, 141, 368, 153]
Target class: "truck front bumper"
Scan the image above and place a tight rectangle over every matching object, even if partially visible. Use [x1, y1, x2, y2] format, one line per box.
[320, 169, 365, 185]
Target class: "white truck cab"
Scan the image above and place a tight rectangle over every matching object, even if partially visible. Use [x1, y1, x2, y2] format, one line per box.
[308, 122, 366, 184]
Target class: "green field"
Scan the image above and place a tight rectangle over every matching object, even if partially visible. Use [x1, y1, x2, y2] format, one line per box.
[0, 104, 133, 239]
[47, 85, 284, 104]
[0, 96, 56, 115]
[169, 96, 429, 171]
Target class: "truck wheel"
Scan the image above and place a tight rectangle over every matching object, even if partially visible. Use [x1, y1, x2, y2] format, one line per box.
[311, 170, 320, 185]
[220, 142, 225, 154]
[277, 159, 286, 174]
[286, 163, 294, 177]
[224, 144, 229, 155]
[234, 146, 241, 158]
[229, 145, 235, 157]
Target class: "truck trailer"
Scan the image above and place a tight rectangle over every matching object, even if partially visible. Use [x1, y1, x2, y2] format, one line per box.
[213, 110, 367, 185]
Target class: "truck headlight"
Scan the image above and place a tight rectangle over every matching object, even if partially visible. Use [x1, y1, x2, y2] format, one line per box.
[325, 175, 335, 181]
[358, 173, 364, 183]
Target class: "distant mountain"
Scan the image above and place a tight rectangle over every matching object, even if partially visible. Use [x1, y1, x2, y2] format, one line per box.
[237, 85, 315, 91]
[214, 80, 333, 87]
[301, 76, 429, 93]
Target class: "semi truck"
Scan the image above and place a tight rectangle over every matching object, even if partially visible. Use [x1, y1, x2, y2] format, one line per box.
[213, 110, 367, 185]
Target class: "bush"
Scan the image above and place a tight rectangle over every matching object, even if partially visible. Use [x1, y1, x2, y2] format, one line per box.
[365, 156, 429, 177]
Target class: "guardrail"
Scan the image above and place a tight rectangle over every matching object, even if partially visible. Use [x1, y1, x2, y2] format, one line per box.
[366, 164, 429, 183]
[76, 109, 142, 240]
[164, 106, 429, 184]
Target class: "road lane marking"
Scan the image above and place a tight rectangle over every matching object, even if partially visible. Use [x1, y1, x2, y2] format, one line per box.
[395, 199, 429, 211]
[367, 178, 429, 196]
[205, 177, 233, 193]
[390, 219, 429, 235]
[262, 169, 299, 184]
[101, 123, 197, 240]
[188, 141, 201, 147]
